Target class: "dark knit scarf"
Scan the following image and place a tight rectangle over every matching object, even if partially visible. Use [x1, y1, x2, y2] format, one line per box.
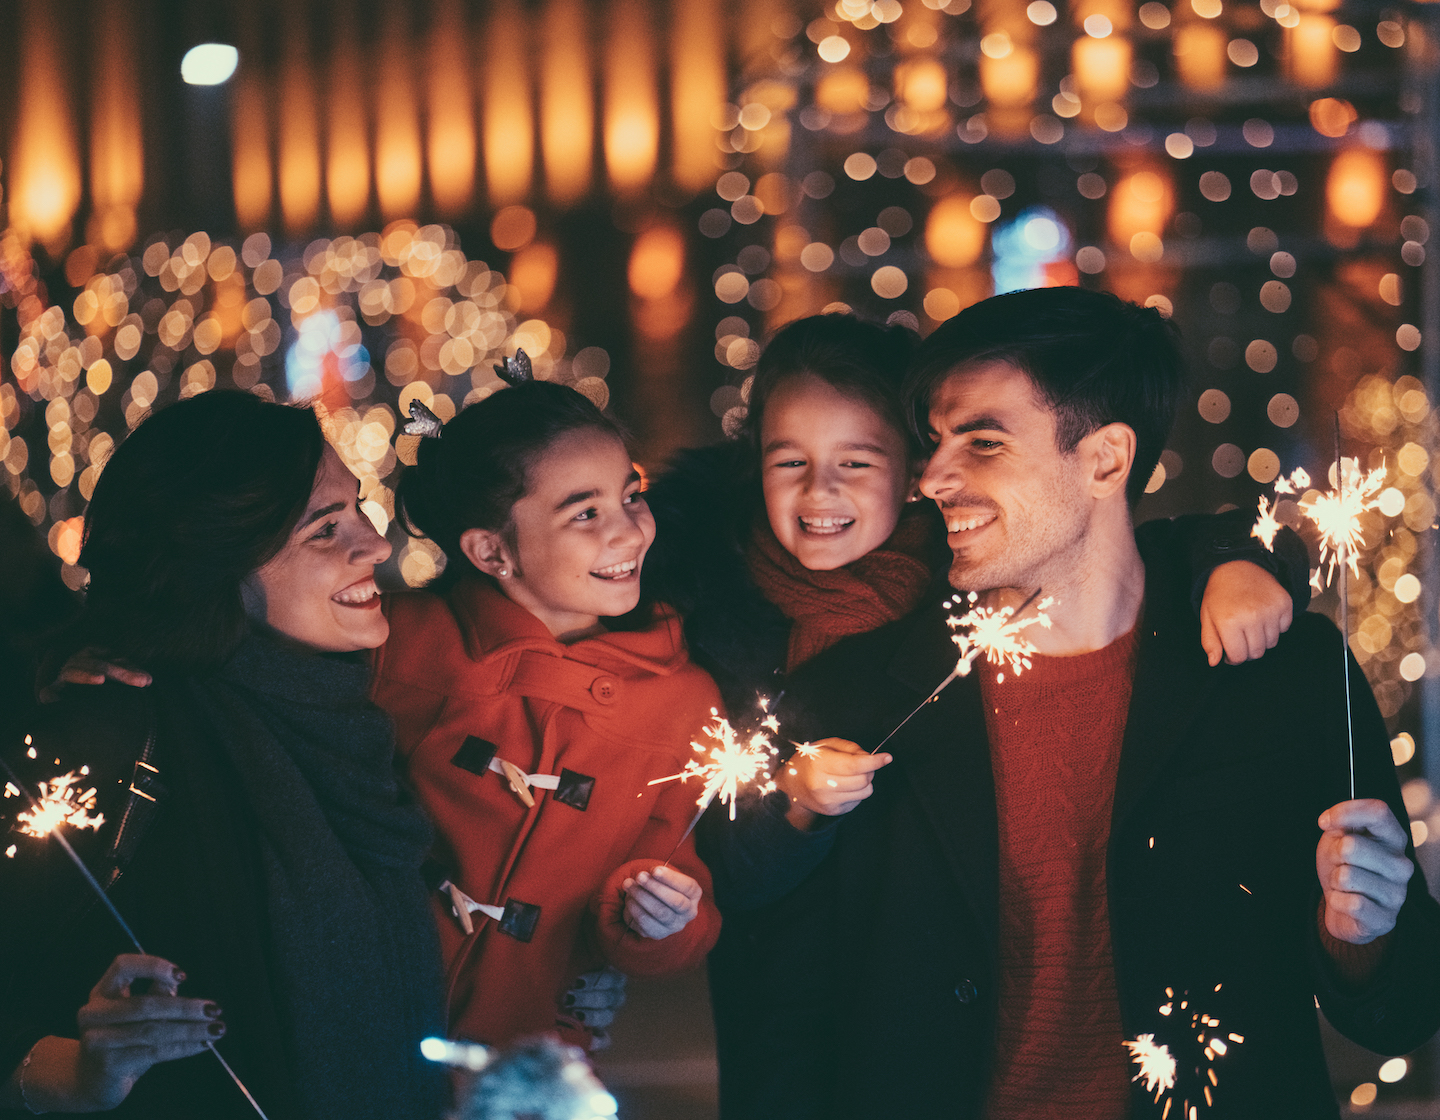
[746, 505, 939, 672]
[179, 632, 446, 1120]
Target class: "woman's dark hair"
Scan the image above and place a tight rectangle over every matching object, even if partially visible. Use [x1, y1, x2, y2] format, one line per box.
[77, 390, 326, 670]
[739, 313, 920, 457]
[395, 381, 625, 591]
[905, 287, 1187, 506]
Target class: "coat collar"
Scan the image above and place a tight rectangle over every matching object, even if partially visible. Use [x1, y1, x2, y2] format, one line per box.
[450, 577, 692, 678]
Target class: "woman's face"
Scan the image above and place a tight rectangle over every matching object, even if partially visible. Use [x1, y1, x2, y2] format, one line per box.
[760, 372, 915, 571]
[463, 429, 655, 642]
[249, 446, 393, 651]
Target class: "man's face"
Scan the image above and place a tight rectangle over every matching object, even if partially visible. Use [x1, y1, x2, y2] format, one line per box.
[918, 360, 1094, 593]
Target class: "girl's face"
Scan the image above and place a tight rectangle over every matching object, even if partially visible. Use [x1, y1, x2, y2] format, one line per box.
[462, 429, 655, 642]
[760, 372, 914, 571]
[250, 445, 393, 651]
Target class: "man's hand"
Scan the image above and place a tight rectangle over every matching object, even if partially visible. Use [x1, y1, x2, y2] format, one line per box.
[775, 737, 891, 832]
[557, 966, 627, 1046]
[621, 866, 702, 940]
[1317, 799, 1416, 945]
[39, 649, 151, 703]
[1199, 560, 1294, 667]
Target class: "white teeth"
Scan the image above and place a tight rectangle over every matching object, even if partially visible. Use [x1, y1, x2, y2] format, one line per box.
[592, 559, 638, 577]
[332, 578, 379, 604]
[799, 516, 855, 534]
[946, 515, 993, 533]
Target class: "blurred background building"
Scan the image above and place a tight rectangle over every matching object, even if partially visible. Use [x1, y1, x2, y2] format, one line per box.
[0, 0, 1438, 1114]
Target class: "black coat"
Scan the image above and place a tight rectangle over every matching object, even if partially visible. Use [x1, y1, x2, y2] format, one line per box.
[724, 528, 1440, 1119]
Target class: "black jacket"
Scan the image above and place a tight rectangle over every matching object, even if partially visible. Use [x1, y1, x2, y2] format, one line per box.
[724, 526, 1440, 1118]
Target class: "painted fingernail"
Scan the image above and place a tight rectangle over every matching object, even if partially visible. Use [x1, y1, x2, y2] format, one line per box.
[204, 1003, 222, 1018]
[173, 969, 186, 982]
[564, 994, 576, 1007]
[574, 1010, 586, 1022]
[208, 1021, 226, 1037]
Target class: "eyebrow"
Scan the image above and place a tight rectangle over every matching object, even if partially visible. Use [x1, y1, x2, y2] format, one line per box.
[950, 416, 1012, 435]
[298, 501, 347, 530]
[555, 489, 599, 511]
[762, 439, 892, 456]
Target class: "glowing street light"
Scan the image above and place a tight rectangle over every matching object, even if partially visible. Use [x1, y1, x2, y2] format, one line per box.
[181, 43, 239, 86]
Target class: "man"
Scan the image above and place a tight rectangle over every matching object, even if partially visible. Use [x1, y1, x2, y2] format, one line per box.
[765, 287, 1440, 1118]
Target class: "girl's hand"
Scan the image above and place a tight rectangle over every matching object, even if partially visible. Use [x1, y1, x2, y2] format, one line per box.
[620, 867, 701, 940]
[557, 966, 628, 1043]
[7, 955, 222, 1112]
[39, 649, 151, 702]
[1199, 560, 1293, 667]
[776, 737, 891, 831]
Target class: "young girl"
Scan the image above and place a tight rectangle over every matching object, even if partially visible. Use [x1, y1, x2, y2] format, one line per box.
[372, 373, 722, 1052]
[641, 312, 1311, 1116]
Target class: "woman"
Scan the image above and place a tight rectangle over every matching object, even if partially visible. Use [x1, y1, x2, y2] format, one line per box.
[0, 391, 445, 1119]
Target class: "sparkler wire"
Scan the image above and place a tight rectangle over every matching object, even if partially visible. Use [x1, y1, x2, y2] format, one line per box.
[870, 587, 1044, 755]
[1335, 415, 1355, 801]
[0, 754, 271, 1120]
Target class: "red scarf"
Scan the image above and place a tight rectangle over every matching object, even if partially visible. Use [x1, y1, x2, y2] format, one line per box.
[746, 506, 938, 672]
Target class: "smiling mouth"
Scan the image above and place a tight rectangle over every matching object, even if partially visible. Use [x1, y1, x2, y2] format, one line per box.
[591, 559, 639, 581]
[944, 512, 997, 534]
[798, 515, 855, 537]
[333, 577, 382, 609]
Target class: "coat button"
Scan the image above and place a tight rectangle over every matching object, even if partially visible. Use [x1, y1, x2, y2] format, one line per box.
[590, 676, 618, 704]
[954, 979, 978, 1004]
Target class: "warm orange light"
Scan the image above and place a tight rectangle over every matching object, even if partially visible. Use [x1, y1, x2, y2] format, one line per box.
[1073, 36, 1132, 103]
[816, 68, 871, 115]
[484, 0, 535, 206]
[629, 226, 686, 300]
[279, 11, 321, 235]
[604, 0, 660, 194]
[509, 242, 559, 311]
[426, 0, 476, 215]
[979, 47, 1039, 109]
[1108, 168, 1174, 245]
[1072, 0, 1133, 29]
[327, 8, 370, 226]
[1327, 149, 1386, 229]
[232, 69, 272, 230]
[10, 0, 82, 250]
[540, 0, 593, 204]
[1286, 15, 1338, 88]
[671, 0, 726, 192]
[926, 197, 987, 268]
[896, 58, 949, 113]
[1309, 97, 1357, 138]
[376, 7, 423, 218]
[1173, 23, 1228, 90]
[88, 0, 143, 250]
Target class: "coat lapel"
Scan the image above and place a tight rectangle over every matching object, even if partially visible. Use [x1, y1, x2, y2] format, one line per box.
[884, 608, 1000, 946]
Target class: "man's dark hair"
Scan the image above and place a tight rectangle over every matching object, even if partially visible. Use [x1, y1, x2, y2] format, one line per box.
[395, 380, 626, 591]
[740, 313, 920, 457]
[904, 287, 1187, 505]
[78, 390, 326, 670]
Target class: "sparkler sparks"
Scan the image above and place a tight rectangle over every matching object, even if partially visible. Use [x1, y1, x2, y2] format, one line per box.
[946, 591, 1056, 682]
[648, 709, 778, 821]
[15, 769, 105, 839]
[1300, 458, 1386, 589]
[1126, 986, 1243, 1117]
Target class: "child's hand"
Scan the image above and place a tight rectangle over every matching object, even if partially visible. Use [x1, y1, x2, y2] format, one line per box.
[776, 737, 891, 831]
[621, 866, 701, 940]
[1199, 560, 1293, 667]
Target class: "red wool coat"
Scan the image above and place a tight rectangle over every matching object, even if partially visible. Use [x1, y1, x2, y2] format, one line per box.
[372, 578, 724, 1048]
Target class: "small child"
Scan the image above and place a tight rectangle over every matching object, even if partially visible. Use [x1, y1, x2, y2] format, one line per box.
[373, 370, 722, 1051]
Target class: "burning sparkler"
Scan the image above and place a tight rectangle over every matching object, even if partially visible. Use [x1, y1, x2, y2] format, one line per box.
[871, 588, 1053, 754]
[647, 709, 780, 864]
[1125, 986, 1243, 1117]
[1, 745, 271, 1120]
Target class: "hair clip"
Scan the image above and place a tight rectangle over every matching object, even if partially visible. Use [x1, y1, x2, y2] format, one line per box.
[494, 348, 533, 387]
[403, 399, 444, 439]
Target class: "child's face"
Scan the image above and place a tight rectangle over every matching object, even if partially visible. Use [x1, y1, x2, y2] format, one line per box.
[759, 372, 914, 571]
[489, 429, 654, 641]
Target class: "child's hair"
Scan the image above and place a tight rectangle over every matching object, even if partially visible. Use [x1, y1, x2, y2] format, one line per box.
[739, 313, 920, 457]
[395, 381, 626, 590]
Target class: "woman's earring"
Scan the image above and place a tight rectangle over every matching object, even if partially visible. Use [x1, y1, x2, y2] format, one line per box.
[497, 567, 509, 577]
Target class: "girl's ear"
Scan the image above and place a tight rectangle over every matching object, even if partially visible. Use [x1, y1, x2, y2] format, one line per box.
[459, 528, 513, 578]
[905, 458, 928, 502]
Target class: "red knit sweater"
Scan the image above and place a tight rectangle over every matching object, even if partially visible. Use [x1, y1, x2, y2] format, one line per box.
[981, 626, 1140, 1120]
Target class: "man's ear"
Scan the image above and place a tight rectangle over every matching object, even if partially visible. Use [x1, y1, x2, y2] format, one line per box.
[460, 527, 512, 578]
[1084, 422, 1137, 500]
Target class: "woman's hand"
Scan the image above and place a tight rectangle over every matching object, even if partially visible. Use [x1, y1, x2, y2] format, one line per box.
[39, 649, 151, 703]
[4, 955, 222, 1112]
[556, 966, 627, 1047]
[1199, 560, 1294, 667]
[620, 866, 701, 940]
[775, 737, 891, 831]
